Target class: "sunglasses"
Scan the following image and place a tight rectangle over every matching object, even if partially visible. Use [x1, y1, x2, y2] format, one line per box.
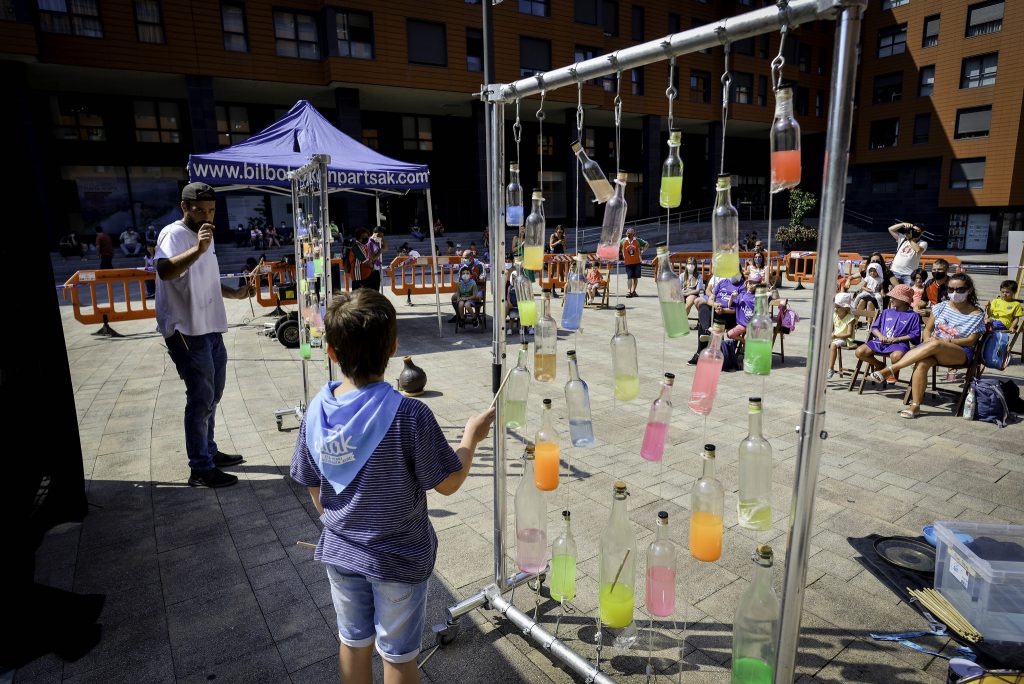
[947, 286, 970, 293]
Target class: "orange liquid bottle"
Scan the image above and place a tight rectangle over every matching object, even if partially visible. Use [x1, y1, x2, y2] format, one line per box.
[689, 445, 725, 562]
[533, 399, 561, 491]
[689, 511, 724, 561]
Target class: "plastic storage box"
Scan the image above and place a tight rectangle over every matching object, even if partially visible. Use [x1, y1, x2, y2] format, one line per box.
[933, 521, 1024, 644]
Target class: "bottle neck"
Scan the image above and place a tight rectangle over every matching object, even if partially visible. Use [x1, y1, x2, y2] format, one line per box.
[510, 170, 520, 183]
[748, 406, 763, 437]
[615, 314, 629, 335]
[517, 348, 528, 368]
[657, 251, 671, 275]
[709, 328, 724, 348]
[610, 495, 628, 525]
[523, 457, 535, 478]
[715, 184, 732, 206]
[613, 180, 626, 199]
[656, 521, 670, 541]
[562, 517, 574, 538]
[568, 356, 581, 381]
[542, 296, 552, 317]
[532, 198, 544, 213]
[541, 406, 552, 430]
[658, 382, 673, 402]
[774, 90, 793, 118]
[753, 558, 773, 588]
[701, 456, 716, 480]
[754, 292, 767, 315]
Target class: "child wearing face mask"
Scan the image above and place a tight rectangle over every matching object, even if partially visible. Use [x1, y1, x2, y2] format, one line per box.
[853, 262, 886, 320]
[455, 266, 481, 327]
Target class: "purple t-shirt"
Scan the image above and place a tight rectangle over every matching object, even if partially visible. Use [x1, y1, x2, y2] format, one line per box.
[866, 308, 922, 354]
[290, 396, 463, 583]
[734, 289, 757, 327]
[713, 278, 742, 308]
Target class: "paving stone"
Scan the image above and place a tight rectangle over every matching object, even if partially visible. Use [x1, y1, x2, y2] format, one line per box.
[264, 598, 339, 673]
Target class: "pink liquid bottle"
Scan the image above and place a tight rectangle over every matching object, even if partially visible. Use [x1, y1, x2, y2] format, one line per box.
[640, 373, 674, 462]
[514, 445, 548, 574]
[688, 322, 726, 416]
[645, 511, 677, 618]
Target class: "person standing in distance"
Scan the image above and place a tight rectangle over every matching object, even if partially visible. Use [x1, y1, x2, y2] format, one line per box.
[888, 221, 927, 285]
[156, 182, 255, 488]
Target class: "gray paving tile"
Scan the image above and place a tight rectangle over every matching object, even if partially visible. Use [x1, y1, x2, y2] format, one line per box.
[264, 598, 340, 674]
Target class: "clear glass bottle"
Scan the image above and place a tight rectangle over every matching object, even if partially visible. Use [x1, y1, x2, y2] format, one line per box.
[688, 322, 725, 416]
[515, 445, 548, 574]
[506, 162, 524, 226]
[656, 243, 688, 338]
[641, 373, 674, 462]
[645, 511, 677, 618]
[743, 287, 773, 376]
[738, 397, 773, 532]
[534, 290, 557, 382]
[770, 85, 802, 194]
[561, 255, 586, 331]
[504, 342, 531, 430]
[712, 174, 740, 279]
[610, 304, 639, 401]
[596, 173, 628, 261]
[599, 481, 638, 648]
[564, 350, 594, 447]
[689, 444, 724, 562]
[659, 129, 683, 209]
[550, 510, 578, 603]
[523, 190, 546, 271]
[732, 545, 780, 684]
[534, 399, 561, 491]
[514, 262, 538, 327]
[572, 140, 614, 203]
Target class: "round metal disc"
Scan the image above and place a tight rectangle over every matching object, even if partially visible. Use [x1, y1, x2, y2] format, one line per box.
[874, 536, 937, 573]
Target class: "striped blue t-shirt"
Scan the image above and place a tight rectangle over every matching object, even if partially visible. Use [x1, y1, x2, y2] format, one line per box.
[290, 396, 463, 584]
[932, 301, 984, 342]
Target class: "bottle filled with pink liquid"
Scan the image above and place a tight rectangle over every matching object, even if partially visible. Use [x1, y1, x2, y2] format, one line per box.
[596, 173, 627, 262]
[515, 445, 548, 574]
[770, 84, 801, 193]
[640, 373, 674, 461]
[689, 322, 726, 416]
[645, 511, 677, 618]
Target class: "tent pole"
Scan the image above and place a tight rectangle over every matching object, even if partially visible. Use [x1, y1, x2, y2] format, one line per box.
[318, 155, 335, 382]
[426, 190, 441, 337]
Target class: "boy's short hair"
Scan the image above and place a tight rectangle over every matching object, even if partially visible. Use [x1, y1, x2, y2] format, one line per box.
[932, 258, 950, 269]
[324, 289, 397, 385]
[1000, 279, 1018, 293]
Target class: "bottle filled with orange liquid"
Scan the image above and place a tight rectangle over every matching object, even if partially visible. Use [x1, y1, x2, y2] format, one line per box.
[770, 84, 801, 194]
[533, 399, 561, 491]
[689, 444, 724, 562]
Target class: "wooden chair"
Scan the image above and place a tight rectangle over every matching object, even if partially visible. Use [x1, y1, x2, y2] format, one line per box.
[848, 355, 906, 394]
[901, 335, 987, 416]
[770, 300, 788, 363]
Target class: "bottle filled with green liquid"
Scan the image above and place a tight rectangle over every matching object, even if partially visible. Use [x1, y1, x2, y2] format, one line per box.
[743, 286, 773, 376]
[655, 243, 688, 338]
[514, 262, 538, 327]
[712, 174, 740, 278]
[659, 129, 683, 208]
[731, 545, 780, 684]
[737, 397, 772, 531]
[610, 304, 639, 401]
[550, 510, 577, 603]
[504, 343, 531, 430]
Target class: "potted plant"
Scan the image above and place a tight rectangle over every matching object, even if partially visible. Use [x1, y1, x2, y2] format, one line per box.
[775, 188, 818, 252]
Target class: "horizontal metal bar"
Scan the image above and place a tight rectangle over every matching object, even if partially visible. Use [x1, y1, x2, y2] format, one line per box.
[288, 154, 331, 180]
[446, 569, 544, 622]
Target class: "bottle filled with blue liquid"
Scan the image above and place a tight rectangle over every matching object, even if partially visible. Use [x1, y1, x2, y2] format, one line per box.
[506, 163, 524, 227]
[564, 350, 594, 447]
[561, 255, 586, 331]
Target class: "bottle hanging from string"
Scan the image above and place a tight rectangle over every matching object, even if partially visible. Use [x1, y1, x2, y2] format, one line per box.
[743, 286, 773, 376]
[550, 510, 578, 603]
[504, 342, 531, 430]
[731, 545, 780, 684]
[659, 129, 683, 209]
[599, 481, 638, 648]
[689, 444, 724, 562]
[738, 397, 773, 531]
[561, 255, 587, 331]
[712, 173, 740, 278]
[596, 173, 628, 262]
[564, 350, 594, 447]
[645, 511, 677, 617]
[655, 243, 688, 338]
[689, 322, 725, 416]
[506, 162, 524, 226]
[523, 190, 546, 271]
[534, 399, 561, 491]
[515, 445, 548, 574]
[534, 289, 557, 382]
[641, 373, 674, 462]
[571, 140, 613, 203]
[770, 84, 801, 194]
[514, 262, 538, 328]
[610, 304, 640, 401]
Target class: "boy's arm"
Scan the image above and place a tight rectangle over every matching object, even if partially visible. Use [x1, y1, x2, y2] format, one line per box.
[434, 408, 496, 496]
[308, 487, 324, 516]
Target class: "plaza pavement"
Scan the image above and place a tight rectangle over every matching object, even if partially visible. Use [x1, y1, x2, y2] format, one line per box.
[18, 269, 1024, 683]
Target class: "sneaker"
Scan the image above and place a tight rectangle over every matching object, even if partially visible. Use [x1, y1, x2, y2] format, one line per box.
[213, 451, 244, 467]
[188, 467, 238, 488]
[826, 369, 835, 380]
[687, 353, 699, 366]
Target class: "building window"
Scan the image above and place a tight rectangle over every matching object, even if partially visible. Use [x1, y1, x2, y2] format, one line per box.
[798, 43, 811, 72]
[135, 0, 164, 43]
[690, 70, 710, 104]
[602, 0, 618, 37]
[538, 134, 554, 157]
[731, 72, 753, 105]
[960, 53, 997, 88]
[362, 128, 378, 149]
[134, 101, 180, 143]
[950, 158, 985, 189]
[818, 47, 829, 76]
[519, 0, 549, 17]
[912, 166, 929, 189]
[965, 1, 1002, 37]
[877, 24, 907, 58]
[221, 2, 247, 52]
[216, 105, 249, 146]
[466, 28, 482, 72]
[667, 12, 679, 34]
[922, 14, 939, 47]
[913, 112, 930, 143]
[734, 37, 755, 56]
[39, 0, 103, 37]
[402, 116, 432, 151]
[873, 72, 903, 104]
[955, 106, 992, 140]
[881, 0, 909, 8]
[274, 11, 320, 60]
[520, 36, 551, 77]
[757, 75, 767, 106]
[631, 4, 644, 41]
[407, 19, 446, 66]
[575, 0, 597, 24]
[815, 90, 824, 117]
[51, 98, 105, 141]
[630, 67, 643, 95]
[575, 45, 613, 90]
[918, 66, 934, 96]
[583, 127, 596, 155]
[795, 87, 809, 116]
[336, 9, 373, 59]
[871, 170, 899, 194]
[869, 118, 900, 149]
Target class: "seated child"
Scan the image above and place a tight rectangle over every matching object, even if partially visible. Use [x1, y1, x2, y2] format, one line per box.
[909, 268, 929, 312]
[727, 272, 762, 340]
[986, 279, 1022, 332]
[585, 263, 603, 304]
[827, 292, 857, 379]
[853, 283, 921, 384]
[455, 266, 481, 325]
[290, 289, 494, 682]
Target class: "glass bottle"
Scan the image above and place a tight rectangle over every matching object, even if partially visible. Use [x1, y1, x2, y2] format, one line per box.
[514, 262, 538, 327]
[656, 243, 688, 338]
[738, 397, 773, 532]
[564, 350, 595, 447]
[572, 140, 614, 203]
[743, 286, 773, 376]
[641, 373, 674, 462]
[534, 290, 557, 382]
[550, 510, 578, 603]
[561, 255, 586, 331]
[645, 511, 677, 618]
[596, 173, 628, 261]
[732, 545, 780, 684]
[504, 342, 531, 430]
[599, 481, 638, 648]
[515, 445, 548, 574]
[659, 129, 683, 209]
[506, 162, 524, 227]
[689, 444, 724, 562]
[523, 190, 546, 271]
[770, 85, 802, 194]
[712, 174, 740, 279]
[610, 304, 640, 401]
[688, 322, 725, 416]
[533, 399, 561, 491]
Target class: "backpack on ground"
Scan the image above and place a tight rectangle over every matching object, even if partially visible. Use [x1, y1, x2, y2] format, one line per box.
[1000, 379, 1024, 413]
[969, 377, 1012, 427]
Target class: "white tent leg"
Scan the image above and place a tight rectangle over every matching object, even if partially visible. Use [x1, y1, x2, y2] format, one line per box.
[426, 190, 442, 337]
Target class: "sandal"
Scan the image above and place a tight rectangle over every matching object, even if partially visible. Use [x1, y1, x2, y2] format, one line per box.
[898, 404, 920, 419]
[870, 367, 893, 384]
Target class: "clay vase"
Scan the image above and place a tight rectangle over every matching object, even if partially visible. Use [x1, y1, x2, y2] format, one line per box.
[397, 356, 427, 396]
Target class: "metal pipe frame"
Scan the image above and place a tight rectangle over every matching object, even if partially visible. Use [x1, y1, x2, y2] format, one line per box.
[446, 569, 540, 623]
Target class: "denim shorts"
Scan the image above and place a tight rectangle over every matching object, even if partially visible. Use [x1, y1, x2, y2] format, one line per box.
[325, 564, 430, 663]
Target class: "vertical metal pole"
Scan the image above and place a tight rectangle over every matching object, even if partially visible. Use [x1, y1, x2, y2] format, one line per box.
[290, 177, 310, 407]
[425, 189, 442, 337]
[774, 4, 864, 682]
[318, 157, 335, 381]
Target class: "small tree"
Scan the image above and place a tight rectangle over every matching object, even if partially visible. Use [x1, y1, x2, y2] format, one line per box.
[776, 188, 819, 247]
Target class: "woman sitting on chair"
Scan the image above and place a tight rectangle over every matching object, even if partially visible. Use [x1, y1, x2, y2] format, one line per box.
[871, 274, 985, 419]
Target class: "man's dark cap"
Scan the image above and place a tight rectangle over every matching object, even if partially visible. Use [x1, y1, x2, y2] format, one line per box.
[181, 182, 216, 201]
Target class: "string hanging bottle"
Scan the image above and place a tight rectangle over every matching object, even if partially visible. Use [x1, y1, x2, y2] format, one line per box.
[599, 481, 638, 648]
[743, 286, 772, 376]
[564, 350, 594, 447]
[523, 190, 546, 271]
[550, 510, 578, 603]
[515, 445, 548, 574]
[770, 84, 801, 194]
[534, 290, 557, 382]
[504, 342, 531, 430]
[731, 545, 780, 684]
[659, 129, 683, 208]
[571, 140, 613, 203]
[596, 173, 628, 261]
[689, 444, 724, 562]
[561, 255, 586, 331]
[738, 397, 773, 531]
[506, 162, 524, 226]
[689, 322, 725, 416]
[641, 373, 674, 462]
[645, 511, 677, 618]
[514, 262, 538, 327]
[656, 243, 688, 338]
[610, 304, 639, 401]
[533, 399, 561, 491]
[711, 173, 740, 279]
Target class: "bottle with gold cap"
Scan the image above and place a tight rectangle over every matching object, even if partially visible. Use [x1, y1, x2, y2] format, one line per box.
[743, 287, 773, 376]
[731, 544, 780, 684]
[506, 162, 524, 226]
[596, 173, 628, 261]
[770, 84, 801, 194]
[659, 128, 683, 208]
[610, 304, 640, 401]
[599, 481, 638, 648]
[549, 510, 577, 603]
[738, 397, 772, 531]
[711, 173, 740, 278]
[571, 140, 613, 203]
[533, 399, 561, 491]
[523, 190, 546, 270]
[515, 445, 548, 574]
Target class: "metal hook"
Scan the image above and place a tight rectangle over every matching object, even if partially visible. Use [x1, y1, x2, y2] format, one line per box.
[569, 65, 580, 84]
[715, 24, 729, 45]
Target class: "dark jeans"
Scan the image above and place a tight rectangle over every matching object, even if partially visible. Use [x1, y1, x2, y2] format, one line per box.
[696, 302, 735, 353]
[165, 332, 227, 472]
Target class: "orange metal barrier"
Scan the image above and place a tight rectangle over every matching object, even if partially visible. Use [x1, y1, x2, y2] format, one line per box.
[62, 268, 156, 328]
[539, 253, 576, 291]
[254, 261, 297, 308]
[881, 253, 963, 273]
[784, 251, 818, 285]
[388, 255, 461, 297]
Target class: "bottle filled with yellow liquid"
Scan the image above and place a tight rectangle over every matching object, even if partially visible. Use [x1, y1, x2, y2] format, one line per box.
[523, 191, 546, 270]
[690, 445, 725, 562]
[711, 174, 740, 279]
[610, 304, 640, 401]
[514, 262, 538, 327]
[659, 129, 683, 208]
[737, 397, 772, 531]
[503, 343, 531, 430]
[534, 290, 557, 382]
[549, 510, 577, 603]
[598, 481, 638, 647]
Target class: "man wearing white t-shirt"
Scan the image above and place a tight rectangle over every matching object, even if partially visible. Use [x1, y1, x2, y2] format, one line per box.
[888, 221, 927, 285]
[156, 182, 255, 488]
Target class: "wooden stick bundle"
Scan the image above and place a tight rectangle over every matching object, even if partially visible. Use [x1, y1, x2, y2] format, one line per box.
[907, 588, 983, 643]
